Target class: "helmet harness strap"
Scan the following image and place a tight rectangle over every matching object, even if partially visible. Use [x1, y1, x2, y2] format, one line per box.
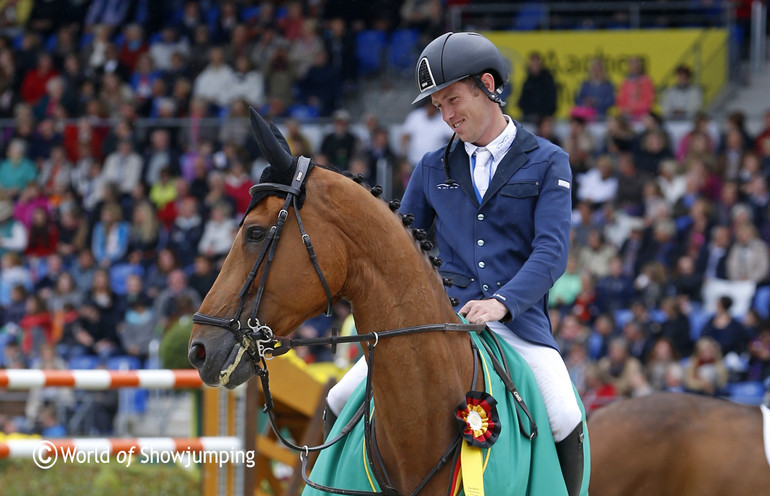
[472, 74, 506, 107]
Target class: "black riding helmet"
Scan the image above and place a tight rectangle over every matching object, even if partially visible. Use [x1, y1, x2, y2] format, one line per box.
[412, 32, 510, 106]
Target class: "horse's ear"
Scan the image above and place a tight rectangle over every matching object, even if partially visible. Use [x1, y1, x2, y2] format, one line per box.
[249, 106, 293, 171]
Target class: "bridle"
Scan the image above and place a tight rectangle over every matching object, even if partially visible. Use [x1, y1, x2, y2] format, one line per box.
[192, 155, 335, 377]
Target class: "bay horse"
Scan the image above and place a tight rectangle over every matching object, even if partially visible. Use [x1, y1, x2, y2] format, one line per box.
[188, 108, 589, 495]
[588, 392, 770, 495]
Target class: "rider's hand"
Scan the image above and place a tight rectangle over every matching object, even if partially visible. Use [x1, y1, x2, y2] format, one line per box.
[459, 298, 510, 324]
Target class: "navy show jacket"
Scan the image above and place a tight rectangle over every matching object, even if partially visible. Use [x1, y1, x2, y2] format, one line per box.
[400, 121, 572, 350]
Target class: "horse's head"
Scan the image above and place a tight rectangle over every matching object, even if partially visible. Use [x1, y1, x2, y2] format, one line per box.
[188, 109, 349, 388]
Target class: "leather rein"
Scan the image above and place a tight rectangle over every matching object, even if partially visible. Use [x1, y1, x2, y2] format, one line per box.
[190, 157, 531, 495]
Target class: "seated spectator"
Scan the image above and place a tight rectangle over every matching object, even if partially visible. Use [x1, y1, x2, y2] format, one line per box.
[0, 252, 32, 307]
[595, 256, 636, 314]
[400, 100, 453, 169]
[581, 362, 617, 412]
[33, 76, 74, 121]
[726, 223, 769, 283]
[683, 336, 728, 395]
[149, 27, 189, 72]
[189, 254, 218, 301]
[535, 115, 561, 147]
[48, 272, 82, 313]
[753, 109, 770, 156]
[127, 200, 161, 264]
[56, 205, 89, 263]
[719, 127, 746, 181]
[657, 159, 687, 208]
[297, 49, 340, 117]
[321, 109, 358, 170]
[662, 65, 703, 120]
[226, 55, 265, 109]
[577, 155, 617, 207]
[578, 228, 618, 279]
[103, 138, 143, 198]
[129, 53, 161, 107]
[20, 52, 58, 105]
[91, 202, 130, 267]
[645, 337, 681, 390]
[517, 52, 557, 123]
[574, 58, 615, 120]
[614, 153, 647, 216]
[597, 336, 644, 397]
[701, 296, 751, 358]
[669, 255, 703, 307]
[218, 100, 252, 150]
[153, 269, 202, 331]
[562, 116, 594, 176]
[20, 293, 52, 359]
[676, 112, 716, 162]
[586, 313, 617, 361]
[13, 182, 52, 229]
[747, 323, 770, 381]
[0, 139, 37, 198]
[289, 18, 325, 82]
[38, 145, 73, 196]
[549, 255, 582, 310]
[117, 23, 149, 73]
[633, 129, 673, 176]
[198, 201, 237, 260]
[603, 115, 636, 155]
[616, 56, 655, 120]
[193, 47, 235, 111]
[118, 295, 157, 363]
[168, 196, 204, 269]
[74, 300, 120, 361]
[24, 207, 58, 260]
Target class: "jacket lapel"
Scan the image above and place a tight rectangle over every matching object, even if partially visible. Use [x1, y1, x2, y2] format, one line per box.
[446, 139, 479, 208]
[479, 121, 539, 209]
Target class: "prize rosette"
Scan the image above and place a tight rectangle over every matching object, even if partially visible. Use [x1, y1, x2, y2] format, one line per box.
[455, 391, 501, 448]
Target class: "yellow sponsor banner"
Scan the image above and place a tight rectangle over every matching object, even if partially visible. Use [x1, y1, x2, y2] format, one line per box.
[484, 29, 728, 119]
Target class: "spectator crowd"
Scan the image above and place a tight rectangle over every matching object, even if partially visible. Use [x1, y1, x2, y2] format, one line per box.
[0, 0, 769, 440]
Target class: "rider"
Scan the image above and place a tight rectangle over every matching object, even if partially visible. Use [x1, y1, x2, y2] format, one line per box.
[326, 32, 584, 495]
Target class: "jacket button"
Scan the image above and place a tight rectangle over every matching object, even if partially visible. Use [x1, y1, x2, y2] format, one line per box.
[478, 261, 485, 268]
[482, 284, 489, 291]
[477, 214, 484, 221]
[477, 239, 484, 246]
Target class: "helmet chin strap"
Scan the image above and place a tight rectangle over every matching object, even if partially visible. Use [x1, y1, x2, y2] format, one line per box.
[472, 74, 506, 107]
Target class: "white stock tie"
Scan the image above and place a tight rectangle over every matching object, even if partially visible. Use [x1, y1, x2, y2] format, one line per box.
[473, 147, 493, 200]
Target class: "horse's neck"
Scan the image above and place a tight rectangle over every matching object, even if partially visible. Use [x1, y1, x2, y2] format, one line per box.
[339, 201, 474, 494]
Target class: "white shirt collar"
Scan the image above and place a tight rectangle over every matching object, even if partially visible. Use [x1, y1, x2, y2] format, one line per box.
[464, 115, 517, 163]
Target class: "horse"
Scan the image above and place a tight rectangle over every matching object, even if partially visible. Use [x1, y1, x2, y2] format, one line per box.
[188, 108, 590, 495]
[587, 392, 770, 495]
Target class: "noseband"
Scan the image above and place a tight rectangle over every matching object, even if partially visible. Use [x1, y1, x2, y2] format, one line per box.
[192, 156, 334, 370]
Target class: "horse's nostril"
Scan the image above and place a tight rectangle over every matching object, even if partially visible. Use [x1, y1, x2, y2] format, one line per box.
[189, 343, 206, 368]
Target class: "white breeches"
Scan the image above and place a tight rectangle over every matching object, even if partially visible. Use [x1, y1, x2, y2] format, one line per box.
[326, 321, 582, 442]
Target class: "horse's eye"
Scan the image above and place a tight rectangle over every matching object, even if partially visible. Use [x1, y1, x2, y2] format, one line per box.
[246, 226, 266, 242]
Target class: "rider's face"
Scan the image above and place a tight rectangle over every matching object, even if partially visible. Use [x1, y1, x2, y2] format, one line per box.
[431, 74, 500, 147]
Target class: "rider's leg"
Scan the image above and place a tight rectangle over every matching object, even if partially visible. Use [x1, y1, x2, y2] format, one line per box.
[487, 322, 584, 496]
[325, 356, 368, 435]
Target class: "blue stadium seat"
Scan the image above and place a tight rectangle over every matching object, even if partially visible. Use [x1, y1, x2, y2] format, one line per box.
[725, 381, 765, 406]
[241, 6, 260, 22]
[68, 355, 100, 370]
[109, 263, 145, 296]
[355, 30, 387, 77]
[79, 32, 94, 49]
[388, 29, 420, 76]
[688, 307, 712, 341]
[513, 3, 547, 31]
[613, 308, 633, 331]
[287, 104, 320, 120]
[753, 286, 770, 320]
[105, 355, 141, 371]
